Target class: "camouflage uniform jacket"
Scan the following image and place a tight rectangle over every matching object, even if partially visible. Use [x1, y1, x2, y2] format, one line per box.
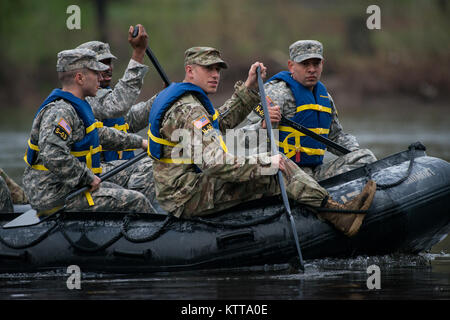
[86, 59, 149, 120]
[240, 79, 360, 154]
[23, 99, 144, 210]
[153, 81, 272, 215]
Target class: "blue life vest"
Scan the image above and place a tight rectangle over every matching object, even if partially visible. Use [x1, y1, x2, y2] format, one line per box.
[268, 71, 333, 166]
[101, 117, 135, 162]
[147, 82, 226, 164]
[25, 89, 103, 175]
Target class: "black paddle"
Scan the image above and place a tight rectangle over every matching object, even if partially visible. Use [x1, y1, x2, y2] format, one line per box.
[256, 66, 305, 272]
[132, 25, 170, 87]
[2, 152, 148, 229]
[280, 115, 351, 155]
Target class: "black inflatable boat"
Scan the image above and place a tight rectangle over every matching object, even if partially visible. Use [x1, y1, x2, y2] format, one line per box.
[1, 143, 449, 273]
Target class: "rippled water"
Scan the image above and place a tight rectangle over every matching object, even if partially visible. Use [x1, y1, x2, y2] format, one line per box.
[0, 254, 449, 300]
[0, 101, 449, 302]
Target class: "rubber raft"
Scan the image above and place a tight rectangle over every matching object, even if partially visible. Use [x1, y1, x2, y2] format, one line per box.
[1, 143, 449, 273]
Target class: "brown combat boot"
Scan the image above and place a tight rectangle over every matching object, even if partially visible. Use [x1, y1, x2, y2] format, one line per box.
[318, 180, 377, 237]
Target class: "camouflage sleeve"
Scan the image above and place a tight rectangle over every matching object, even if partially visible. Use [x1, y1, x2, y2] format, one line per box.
[38, 103, 95, 188]
[327, 93, 360, 154]
[98, 126, 143, 151]
[161, 96, 272, 182]
[87, 59, 149, 120]
[125, 93, 157, 133]
[216, 81, 261, 131]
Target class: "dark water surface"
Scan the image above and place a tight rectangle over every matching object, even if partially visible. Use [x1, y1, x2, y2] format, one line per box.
[0, 100, 449, 302]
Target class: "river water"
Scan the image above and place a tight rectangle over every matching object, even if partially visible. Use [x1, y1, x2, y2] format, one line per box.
[0, 99, 449, 304]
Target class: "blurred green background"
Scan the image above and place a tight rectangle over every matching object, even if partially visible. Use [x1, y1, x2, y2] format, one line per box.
[0, 0, 449, 114]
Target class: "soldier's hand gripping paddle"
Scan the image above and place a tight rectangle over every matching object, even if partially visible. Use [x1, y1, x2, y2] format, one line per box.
[3, 152, 148, 229]
[132, 25, 170, 87]
[256, 66, 305, 272]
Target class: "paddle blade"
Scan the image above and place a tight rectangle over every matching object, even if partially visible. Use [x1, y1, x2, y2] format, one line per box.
[2, 205, 63, 229]
[3, 208, 41, 229]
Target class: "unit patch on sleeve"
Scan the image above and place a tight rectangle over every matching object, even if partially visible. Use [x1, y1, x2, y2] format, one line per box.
[253, 104, 265, 118]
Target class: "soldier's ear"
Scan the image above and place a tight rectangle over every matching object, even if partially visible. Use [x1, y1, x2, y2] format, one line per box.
[185, 64, 195, 80]
[287, 60, 294, 73]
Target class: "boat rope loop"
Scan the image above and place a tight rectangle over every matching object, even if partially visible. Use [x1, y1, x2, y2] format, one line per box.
[190, 206, 286, 229]
[0, 221, 59, 249]
[364, 142, 426, 190]
[121, 214, 173, 243]
[58, 218, 123, 253]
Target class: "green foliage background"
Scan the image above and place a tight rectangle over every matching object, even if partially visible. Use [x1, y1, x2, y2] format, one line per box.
[0, 0, 449, 109]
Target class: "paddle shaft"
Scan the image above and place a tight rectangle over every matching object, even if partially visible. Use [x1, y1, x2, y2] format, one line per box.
[256, 66, 305, 271]
[66, 151, 148, 202]
[132, 26, 170, 87]
[280, 116, 351, 155]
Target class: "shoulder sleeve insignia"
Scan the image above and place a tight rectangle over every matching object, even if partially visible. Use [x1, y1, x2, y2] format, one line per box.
[253, 104, 265, 118]
[192, 115, 214, 135]
[57, 118, 72, 135]
[53, 118, 71, 141]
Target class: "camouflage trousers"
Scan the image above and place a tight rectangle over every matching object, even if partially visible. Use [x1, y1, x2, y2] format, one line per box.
[174, 157, 328, 218]
[0, 168, 28, 204]
[100, 157, 156, 204]
[0, 176, 13, 213]
[65, 181, 152, 213]
[302, 148, 377, 181]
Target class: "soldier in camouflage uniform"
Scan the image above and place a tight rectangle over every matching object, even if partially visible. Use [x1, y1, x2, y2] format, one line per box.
[0, 173, 13, 212]
[22, 49, 152, 213]
[238, 40, 377, 181]
[0, 168, 28, 207]
[149, 47, 376, 237]
[76, 24, 155, 203]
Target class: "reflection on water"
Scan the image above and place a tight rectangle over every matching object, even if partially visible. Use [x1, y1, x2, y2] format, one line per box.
[0, 254, 448, 300]
[0, 101, 449, 300]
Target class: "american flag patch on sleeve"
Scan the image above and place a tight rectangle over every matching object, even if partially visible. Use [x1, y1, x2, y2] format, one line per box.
[192, 115, 211, 129]
[58, 118, 72, 135]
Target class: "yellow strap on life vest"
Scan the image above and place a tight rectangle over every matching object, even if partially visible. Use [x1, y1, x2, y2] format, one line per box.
[277, 126, 327, 158]
[84, 191, 94, 206]
[296, 104, 332, 114]
[85, 121, 103, 134]
[148, 127, 177, 147]
[112, 123, 129, 132]
[27, 139, 40, 151]
[70, 145, 102, 174]
[24, 140, 49, 170]
[212, 110, 220, 121]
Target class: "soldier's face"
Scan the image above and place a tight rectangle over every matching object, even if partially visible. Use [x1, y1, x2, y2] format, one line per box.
[81, 69, 102, 97]
[288, 58, 323, 90]
[187, 64, 221, 94]
[99, 58, 113, 88]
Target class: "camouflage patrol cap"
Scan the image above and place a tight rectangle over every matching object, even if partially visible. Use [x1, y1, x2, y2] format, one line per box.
[76, 41, 117, 61]
[289, 40, 323, 63]
[56, 48, 109, 72]
[184, 47, 228, 69]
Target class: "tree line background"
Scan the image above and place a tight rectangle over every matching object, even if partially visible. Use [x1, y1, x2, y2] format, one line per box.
[0, 0, 448, 112]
